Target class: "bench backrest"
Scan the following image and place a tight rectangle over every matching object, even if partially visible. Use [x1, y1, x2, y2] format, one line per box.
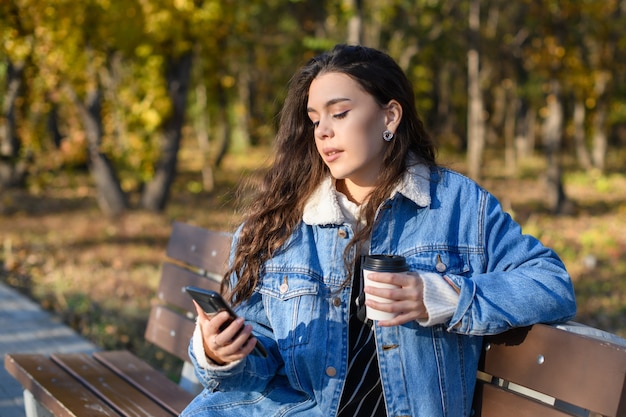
[475, 323, 626, 416]
[144, 221, 232, 363]
[146, 222, 626, 416]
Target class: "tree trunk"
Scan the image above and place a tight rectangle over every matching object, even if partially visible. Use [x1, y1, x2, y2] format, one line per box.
[213, 82, 230, 168]
[515, 101, 535, 160]
[67, 84, 128, 217]
[230, 64, 252, 152]
[47, 105, 64, 149]
[488, 83, 505, 146]
[573, 99, 592, 170]
[345, 0, 363, 45]
[503, 82, 517, 176]
[0, 59, 27, 189]
[435, 62, 460, 149]
[467, 0, 485, 181]
[591, 101, 608, 172]
[591, 73, 609, 172]
[194, 83, 214, 192]
[541, 80, 570, 214]
[100, 51, 129, 151]
[141, 51, 193, 212]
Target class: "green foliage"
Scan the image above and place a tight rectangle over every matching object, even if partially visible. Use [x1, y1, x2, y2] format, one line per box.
[566, 170, 624, 194]
[609, 100, 626, 124]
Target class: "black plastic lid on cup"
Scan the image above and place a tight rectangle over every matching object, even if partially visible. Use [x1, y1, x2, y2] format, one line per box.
[363, 254, 409, 272]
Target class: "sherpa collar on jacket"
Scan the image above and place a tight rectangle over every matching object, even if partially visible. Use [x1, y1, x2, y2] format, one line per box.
[302, 163, 432, 226]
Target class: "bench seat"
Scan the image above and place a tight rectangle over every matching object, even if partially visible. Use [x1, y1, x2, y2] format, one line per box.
[5, 350, 193, 417]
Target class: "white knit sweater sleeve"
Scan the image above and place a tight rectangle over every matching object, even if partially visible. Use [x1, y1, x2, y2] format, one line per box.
[416, 272, 460, 327]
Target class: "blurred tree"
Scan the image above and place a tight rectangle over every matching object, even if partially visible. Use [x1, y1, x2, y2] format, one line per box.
[136, 0, 227, 211]
[0, 3, 30, 189]
[466, 0, 484, 180]
[2, 0, 626, 217]
[0, 59, 27, 189]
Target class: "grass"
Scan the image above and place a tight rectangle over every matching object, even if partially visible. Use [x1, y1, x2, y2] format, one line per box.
[1, 145, 625, 379]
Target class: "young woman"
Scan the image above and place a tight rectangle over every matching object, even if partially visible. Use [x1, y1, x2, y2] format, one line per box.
[181, 44, 576, 417]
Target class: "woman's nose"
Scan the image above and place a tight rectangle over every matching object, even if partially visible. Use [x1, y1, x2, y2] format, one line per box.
[315, 119, 333, 139]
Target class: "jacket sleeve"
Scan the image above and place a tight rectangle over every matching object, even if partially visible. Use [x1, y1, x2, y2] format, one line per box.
[446, 189, 577, 335]
[187, 229, 283, 392]
[187, 291, 282, 392]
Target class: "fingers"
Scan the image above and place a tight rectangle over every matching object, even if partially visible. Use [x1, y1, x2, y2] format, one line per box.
[364, 271, 420, 288]
[210, 320, 257, 358]
[367, 298, 428, 326]
[364, 272, 422, 301]
[197, 310, 256, 364]
[364, 272, 427, 326]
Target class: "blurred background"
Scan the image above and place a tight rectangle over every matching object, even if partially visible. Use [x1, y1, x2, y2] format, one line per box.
[1, 0, 625, 377]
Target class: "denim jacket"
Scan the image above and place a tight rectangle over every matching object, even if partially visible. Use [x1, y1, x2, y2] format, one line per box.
[181, 165, 576, 417]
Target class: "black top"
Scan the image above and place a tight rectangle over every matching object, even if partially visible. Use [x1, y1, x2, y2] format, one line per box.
[337, 260, 387, 417]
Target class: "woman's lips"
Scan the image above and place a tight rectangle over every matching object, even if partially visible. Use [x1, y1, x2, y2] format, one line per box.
[323, 148, 342, 163]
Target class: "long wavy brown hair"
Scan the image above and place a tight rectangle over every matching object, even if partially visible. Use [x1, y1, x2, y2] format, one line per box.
[224, 44, 437, 305]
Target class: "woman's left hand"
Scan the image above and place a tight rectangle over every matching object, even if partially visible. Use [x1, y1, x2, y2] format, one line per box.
[363, 271, 428, 326]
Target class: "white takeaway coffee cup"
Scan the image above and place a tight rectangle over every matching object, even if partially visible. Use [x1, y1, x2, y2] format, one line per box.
[362, 255, 409, 321]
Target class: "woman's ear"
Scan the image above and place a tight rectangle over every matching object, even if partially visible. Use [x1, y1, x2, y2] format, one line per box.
[384, 99, 403, 132]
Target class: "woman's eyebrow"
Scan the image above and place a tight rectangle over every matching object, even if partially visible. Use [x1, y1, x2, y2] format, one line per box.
[307, 97, 351, 113]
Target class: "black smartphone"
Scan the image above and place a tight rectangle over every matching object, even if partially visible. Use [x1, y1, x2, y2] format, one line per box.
[185, 285, 268, 358]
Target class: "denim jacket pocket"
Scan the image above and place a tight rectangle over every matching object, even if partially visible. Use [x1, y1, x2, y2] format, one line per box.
[408, 250, 471, 276]
[258, 273, 320, 349]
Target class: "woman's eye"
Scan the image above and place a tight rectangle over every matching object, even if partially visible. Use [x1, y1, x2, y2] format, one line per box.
[333, 110, 349, 119]
[312, 121, 320, 128]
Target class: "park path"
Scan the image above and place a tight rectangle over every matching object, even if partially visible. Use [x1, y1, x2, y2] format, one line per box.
[0, 282, 97, 417]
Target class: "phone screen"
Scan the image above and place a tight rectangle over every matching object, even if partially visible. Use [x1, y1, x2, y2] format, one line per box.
[185, 286, 268, 358]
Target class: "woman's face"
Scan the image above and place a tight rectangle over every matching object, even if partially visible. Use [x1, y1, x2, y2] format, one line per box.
[307, 72, 393, 194]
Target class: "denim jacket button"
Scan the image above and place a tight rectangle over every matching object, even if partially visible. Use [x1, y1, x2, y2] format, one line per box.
[332, 297, 341, 307]
[436, 261, 447, 273]
[280, 283, 289, 293]
[337, 229, 348, 238]
[325, 366, 337, 377]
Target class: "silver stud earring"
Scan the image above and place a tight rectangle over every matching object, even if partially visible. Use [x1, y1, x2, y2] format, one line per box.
[383, 130, 394, 141]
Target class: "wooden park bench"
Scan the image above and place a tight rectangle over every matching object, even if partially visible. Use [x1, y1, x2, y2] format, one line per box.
[5, 221, 626, 417]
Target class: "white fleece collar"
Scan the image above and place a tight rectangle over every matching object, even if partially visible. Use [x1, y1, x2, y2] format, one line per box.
[302, 163, 431, 226]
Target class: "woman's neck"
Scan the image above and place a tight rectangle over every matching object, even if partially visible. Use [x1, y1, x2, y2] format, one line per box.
[336, 179, 372, 206]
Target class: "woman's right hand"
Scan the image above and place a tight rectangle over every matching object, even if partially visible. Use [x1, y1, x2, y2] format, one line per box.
[193, 301, 258, 365]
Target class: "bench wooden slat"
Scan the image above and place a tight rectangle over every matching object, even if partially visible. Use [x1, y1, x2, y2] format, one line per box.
[51, 353, 174, 417]
[166, 222, 232, 275]
[481, 324, 626, 416]
[475, 383, 572, 417]
[94, 350, 194, 416]
[5, 353, 120, 417]
[144, 305, 196, 361]
[157, 262, 222, 312]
